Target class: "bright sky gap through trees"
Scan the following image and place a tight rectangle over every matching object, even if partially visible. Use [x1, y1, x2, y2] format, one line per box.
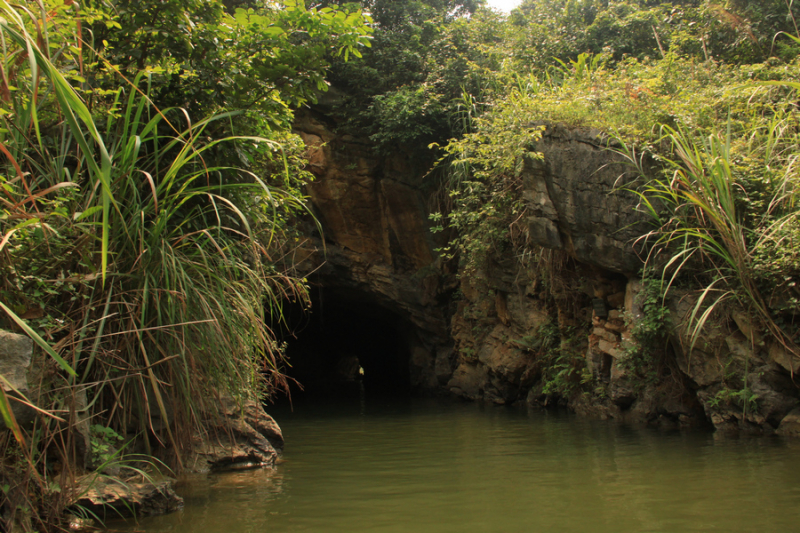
[486, 0, 522, 12]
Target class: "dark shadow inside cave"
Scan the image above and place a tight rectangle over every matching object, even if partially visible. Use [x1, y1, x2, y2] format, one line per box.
[274, 287, 412, 400]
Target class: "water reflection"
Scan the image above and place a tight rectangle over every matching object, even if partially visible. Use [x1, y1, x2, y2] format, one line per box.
[109, 398, 800, 533]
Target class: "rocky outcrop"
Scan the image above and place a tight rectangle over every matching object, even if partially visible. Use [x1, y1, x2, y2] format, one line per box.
[669, 297, 799, 434]
[292, 114, 800, 436]
[188, 397, 284, 473]
[62, 397, 283, 524]
[524, 125, 649, 274]
[71, 477, 183, 520]
[445, 260, 551, 404]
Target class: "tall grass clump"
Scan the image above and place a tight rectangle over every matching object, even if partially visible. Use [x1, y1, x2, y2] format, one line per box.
[621, 108, 800, 358]
[0, 1, 309, 526]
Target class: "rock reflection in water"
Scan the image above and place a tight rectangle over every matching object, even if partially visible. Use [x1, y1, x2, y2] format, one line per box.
[107, 468, 285, 532]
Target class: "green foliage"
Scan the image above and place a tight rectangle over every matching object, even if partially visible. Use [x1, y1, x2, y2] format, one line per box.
[431, 90, 544, 274]
[326, 0, 500, 152]
[0, 0, 369, 419]
[539, 324, 590, 398]
[367, 86, 445, 147]
[1, 2, 799, 525]
[620, 277, 672, 382]
[323, 0, 800, 160]
[89, 425, 124, 466]
[515, 319, 590, 398]
[506, 0, 800, 67]
[618, 109, 800, 357]
[1, 51, 307, 423]
[90, 0, 373, 122]
[0, 0, 369, 527]
[516, 319, 560, 355]
[708, 385, 759, 414]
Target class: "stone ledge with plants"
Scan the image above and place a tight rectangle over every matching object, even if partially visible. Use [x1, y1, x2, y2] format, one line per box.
[415, 1, 800, 436]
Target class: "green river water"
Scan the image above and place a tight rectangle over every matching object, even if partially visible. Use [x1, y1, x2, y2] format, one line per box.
[111, 397, 800, 533]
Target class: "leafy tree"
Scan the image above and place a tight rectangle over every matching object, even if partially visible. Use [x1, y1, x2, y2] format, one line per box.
[0, 4, 374, 518]
[504, 0, 800, 67]
[90, 0, 372, 125]
[321, 0, 498, 152]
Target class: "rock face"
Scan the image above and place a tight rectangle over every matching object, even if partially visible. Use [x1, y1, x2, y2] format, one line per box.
[293, 110, 452, 390]
[524, 124, 649, 274]
[188, 397, 284, 473]
[0, 330, 36, 427]
[297, 110, 436, 272]
[292, 115, 800, 436]
[669, 296, 799, 434]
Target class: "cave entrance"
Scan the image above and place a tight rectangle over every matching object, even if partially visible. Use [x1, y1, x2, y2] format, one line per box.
[277, 287, 412, 399]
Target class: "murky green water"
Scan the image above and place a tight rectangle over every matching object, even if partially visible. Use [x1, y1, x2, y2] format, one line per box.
[111, 397, 800, 533]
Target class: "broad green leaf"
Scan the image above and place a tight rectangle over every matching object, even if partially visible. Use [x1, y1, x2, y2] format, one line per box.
[262, 26, 285, 37]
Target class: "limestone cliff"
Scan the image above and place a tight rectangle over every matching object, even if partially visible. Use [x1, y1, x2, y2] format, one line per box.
[291, 109, 453, 389]
[292, 111, 800, 436]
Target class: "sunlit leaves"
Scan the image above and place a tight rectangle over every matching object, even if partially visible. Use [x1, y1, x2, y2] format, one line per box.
[90, 0, 372, 123]
[431, 88, 545, 274]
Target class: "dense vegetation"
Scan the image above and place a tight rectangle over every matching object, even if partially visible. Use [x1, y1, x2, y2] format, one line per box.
[2, 0, 800, 529]
[0, 0, 369, 528]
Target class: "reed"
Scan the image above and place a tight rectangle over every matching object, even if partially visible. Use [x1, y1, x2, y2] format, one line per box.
[621, 114, 800, 358]
[0, 1, 309, 526]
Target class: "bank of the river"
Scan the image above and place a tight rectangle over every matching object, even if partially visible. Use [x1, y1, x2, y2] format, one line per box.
[110, 397, 800, 533]
[5, 1, 800, 530]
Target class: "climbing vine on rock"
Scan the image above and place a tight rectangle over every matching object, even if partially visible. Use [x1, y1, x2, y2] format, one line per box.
[430, 91, 545, 276]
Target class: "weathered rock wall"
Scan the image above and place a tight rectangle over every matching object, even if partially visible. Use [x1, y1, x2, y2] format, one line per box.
[292, 109, 453, 388]
[523, 124, 649, 274]
[292, 113, 800, 436]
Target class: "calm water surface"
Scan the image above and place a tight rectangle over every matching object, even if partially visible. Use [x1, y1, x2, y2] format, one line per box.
[112, 397, 800, 533]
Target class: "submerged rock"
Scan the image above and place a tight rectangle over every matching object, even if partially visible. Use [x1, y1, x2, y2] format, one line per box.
[777, 407, 800, 437]
[62, 396, 283, 524]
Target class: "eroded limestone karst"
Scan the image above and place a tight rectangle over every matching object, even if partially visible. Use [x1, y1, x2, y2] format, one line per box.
[288, 109, 799, 436]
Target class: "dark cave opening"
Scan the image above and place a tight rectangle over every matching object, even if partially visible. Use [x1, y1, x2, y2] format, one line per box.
[275, 287, 412, 400]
